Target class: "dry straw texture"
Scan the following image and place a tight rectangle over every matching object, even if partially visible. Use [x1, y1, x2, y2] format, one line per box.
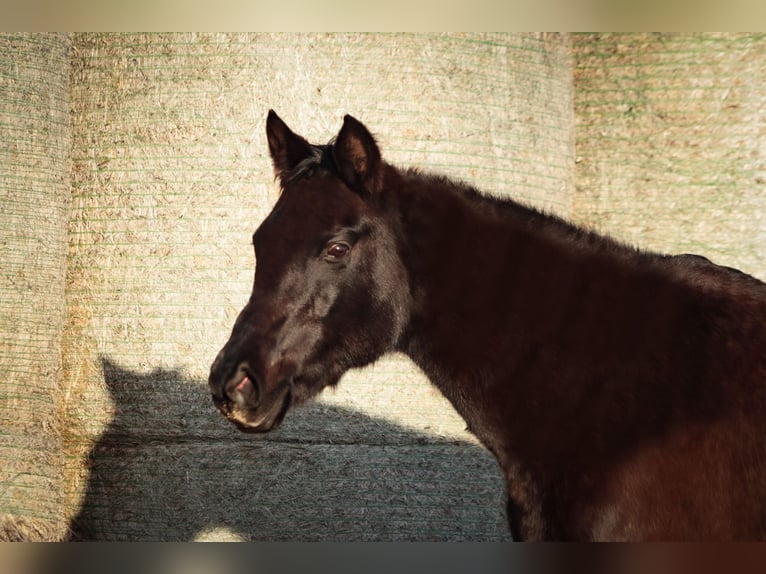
[61, 33, 572, 541]
[573, 33, 766, 279]
[0, 33, 71, 541]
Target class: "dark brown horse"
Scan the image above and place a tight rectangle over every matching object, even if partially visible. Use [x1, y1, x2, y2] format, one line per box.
[209, 110, 766, 541]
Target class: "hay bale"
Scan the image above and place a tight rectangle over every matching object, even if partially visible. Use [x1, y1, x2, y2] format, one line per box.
[573, 33, 766, 279]
[63, 33, 573, 540]
[0, 33, 71, 541]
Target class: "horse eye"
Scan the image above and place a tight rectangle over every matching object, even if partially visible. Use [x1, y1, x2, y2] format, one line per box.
[325, 242, 350, 260]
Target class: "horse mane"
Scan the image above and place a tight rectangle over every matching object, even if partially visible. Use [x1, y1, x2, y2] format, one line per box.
[402, 166, 647, 264]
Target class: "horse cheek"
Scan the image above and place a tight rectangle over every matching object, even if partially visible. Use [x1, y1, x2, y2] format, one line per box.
[309, 282, 340, 319]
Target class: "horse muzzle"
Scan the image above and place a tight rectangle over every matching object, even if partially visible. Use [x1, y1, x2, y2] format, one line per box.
[210, 360, 293, 433]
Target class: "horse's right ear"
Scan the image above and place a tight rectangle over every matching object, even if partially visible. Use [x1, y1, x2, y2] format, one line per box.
[265, 110, 313, 183]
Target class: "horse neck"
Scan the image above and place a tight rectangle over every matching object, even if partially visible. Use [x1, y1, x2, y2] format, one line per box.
[386, 167, 647, 469]
[388, 168, 558, 384]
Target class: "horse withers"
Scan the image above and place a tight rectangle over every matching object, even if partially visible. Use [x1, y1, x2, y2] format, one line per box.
[209, 110, 766, 541]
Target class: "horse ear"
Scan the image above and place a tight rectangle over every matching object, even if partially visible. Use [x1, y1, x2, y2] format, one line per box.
[265, 110, 313, 183]
[333, 115, 382, 195]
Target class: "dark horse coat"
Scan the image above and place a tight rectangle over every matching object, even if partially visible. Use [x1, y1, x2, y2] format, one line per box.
[209, 111, 766, 541]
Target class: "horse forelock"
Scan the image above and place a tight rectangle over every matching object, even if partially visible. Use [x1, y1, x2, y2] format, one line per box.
[282, 143, 336, 187]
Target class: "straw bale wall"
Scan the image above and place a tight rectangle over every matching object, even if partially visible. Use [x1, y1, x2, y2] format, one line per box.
[61, 33, 572, 541]
[4, 32, 763, 541]
[0, 33, 71, 541]
[573, 33, 766, 279]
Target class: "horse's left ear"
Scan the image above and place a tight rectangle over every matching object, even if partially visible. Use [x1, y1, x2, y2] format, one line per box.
[333, 115, 382, 195]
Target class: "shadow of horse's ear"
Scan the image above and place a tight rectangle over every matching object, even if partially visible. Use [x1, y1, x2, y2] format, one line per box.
[266, 110, 314, 183]
[333, 114, 383, 195]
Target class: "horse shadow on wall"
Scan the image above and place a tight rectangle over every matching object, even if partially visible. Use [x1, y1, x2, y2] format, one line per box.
[68, 357, 509, 541]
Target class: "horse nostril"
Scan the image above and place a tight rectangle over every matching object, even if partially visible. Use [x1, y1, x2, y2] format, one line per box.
[224, 364, 261, 409]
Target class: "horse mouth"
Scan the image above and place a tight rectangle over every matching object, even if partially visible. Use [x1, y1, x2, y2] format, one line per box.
[217, 377, 293, 434]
